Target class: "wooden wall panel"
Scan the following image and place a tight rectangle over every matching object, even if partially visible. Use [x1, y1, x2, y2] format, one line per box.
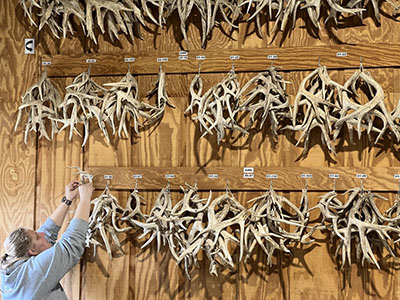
[5, 1, 400, 300]
[82, 76, 132, 300]
[0, 0, 36, 282]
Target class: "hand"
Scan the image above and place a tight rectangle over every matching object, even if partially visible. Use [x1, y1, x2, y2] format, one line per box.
[79, 182, 94, 202]
[65, 181, 79, 201]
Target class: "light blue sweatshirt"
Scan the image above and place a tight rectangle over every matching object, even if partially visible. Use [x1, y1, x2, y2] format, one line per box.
[1, 218, 88, 300]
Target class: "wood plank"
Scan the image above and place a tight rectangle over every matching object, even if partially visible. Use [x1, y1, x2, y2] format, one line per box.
[42, 43, 400, 77]
[288, 191, 340, 300]
[0, 0, 36, 253]
[87, 166, 400, 191]
[82, 75, 132, 300]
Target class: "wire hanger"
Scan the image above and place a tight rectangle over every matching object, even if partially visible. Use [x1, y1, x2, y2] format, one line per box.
[226, 179, 231, 194]
[134, 178, 139, 193]
[359, 56, 364, 71]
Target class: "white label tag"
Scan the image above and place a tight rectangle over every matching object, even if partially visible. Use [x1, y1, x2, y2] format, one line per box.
[42, 61, 51, 66]
[104, 175, 113, 180]
[208, 174, 219, 179]
[230, 55, 240, 60]
[178, 55, 188, 61]
[165, 174, 175, 179]
[243, 167, 254, 173]
[124, 57, 135, 62]
[266, 174, 278, 179]
[24, 38, 35, 54]
[356, 174, 367, 179]
[267, 54, 278, 60]
[196, 55, 206, 60]
[301, 174, 312, 179]
[133, 174, 142, 179]
[336, 52, 348, 57]
[179, 51, 188, 55]
[329, 174, 339, 179]
[395, 174, 400, 179]
[243, 173, 254, 179]
[86, 58, 96, 63]
[157, 57, 168, 62]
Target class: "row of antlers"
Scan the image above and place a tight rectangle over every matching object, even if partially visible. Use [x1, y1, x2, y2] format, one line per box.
[20, 0, 400, 47]
[15, 66, 174, 146]
[81, 170, 400, 279]
[16, 63, 400, 157]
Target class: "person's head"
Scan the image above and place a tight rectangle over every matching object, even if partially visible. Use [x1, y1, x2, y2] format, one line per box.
[1, 228, 51, 270]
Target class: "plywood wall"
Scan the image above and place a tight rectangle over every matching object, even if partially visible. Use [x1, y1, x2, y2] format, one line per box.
[2, 1, 400, 300]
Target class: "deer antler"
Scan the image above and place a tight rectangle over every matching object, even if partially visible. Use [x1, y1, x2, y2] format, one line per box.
[334, 68, 400, 144]
[145, 65, 175, 125]
[186, 67, 247, 144]
[238, 64, 291, 137]
[86, 185, 129, 259]
[55, 68, 107, 147]
[15, 69, 62, 144]
[316, 188, 400, 269]
[285, 65, 344, 156]
[244, 185, 314, 265]
[102, 70, 158, 138]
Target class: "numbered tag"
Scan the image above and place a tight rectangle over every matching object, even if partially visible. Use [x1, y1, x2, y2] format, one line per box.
[336, 52, 348, 57]
[329, 174, 339, 179]
[178, 55, 188, 61]
[133, 174, 142, 179]
[243, 173, 254, 179]
[395, 174, 400, 179]
[208, 174, 219, 179]
[124, 57, 135, 62]
[230, 55, 240, 60]
[42, 61, 51, 66]
[165, 174, 175, 179]
[356, 174, 367, 179]
[179, 51, 188, 56]
[157, 57, 168, 62]
[196, 55, 206, 60]
[104, 175, 113, 180]
[267, 54, 278, 60]
[301, 174, 313, 179]
[266, 174, 278, 179]
[243, 167, 254, 173]
[86, 58, 96, 63]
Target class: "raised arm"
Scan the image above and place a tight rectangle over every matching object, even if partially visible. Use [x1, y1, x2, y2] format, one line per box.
[29, 182, 95, 296]
[74, 182, 94, 222]
[49, 181, 80, 227]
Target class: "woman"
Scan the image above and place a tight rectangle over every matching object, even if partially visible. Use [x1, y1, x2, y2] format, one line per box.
[0, 180, 94, 300]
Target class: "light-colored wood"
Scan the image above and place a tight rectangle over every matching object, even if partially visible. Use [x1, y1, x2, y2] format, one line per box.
[42, 42, 400, 77]
[0, 0, 37, 260]
[87, 166, 400, 191]
[5, 1, 400, 299]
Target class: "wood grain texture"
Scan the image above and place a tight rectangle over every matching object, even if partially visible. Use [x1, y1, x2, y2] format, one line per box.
[33, 75, 84, 300]
[0, 0, 36, 253]
[86, 166, 400, 192]
[7, 0, 400, 299]
[41, 42, 400, 77]
[83, 82, 132, 300]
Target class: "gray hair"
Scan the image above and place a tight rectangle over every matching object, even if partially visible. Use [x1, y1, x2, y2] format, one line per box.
[1, 228, 32, 270]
